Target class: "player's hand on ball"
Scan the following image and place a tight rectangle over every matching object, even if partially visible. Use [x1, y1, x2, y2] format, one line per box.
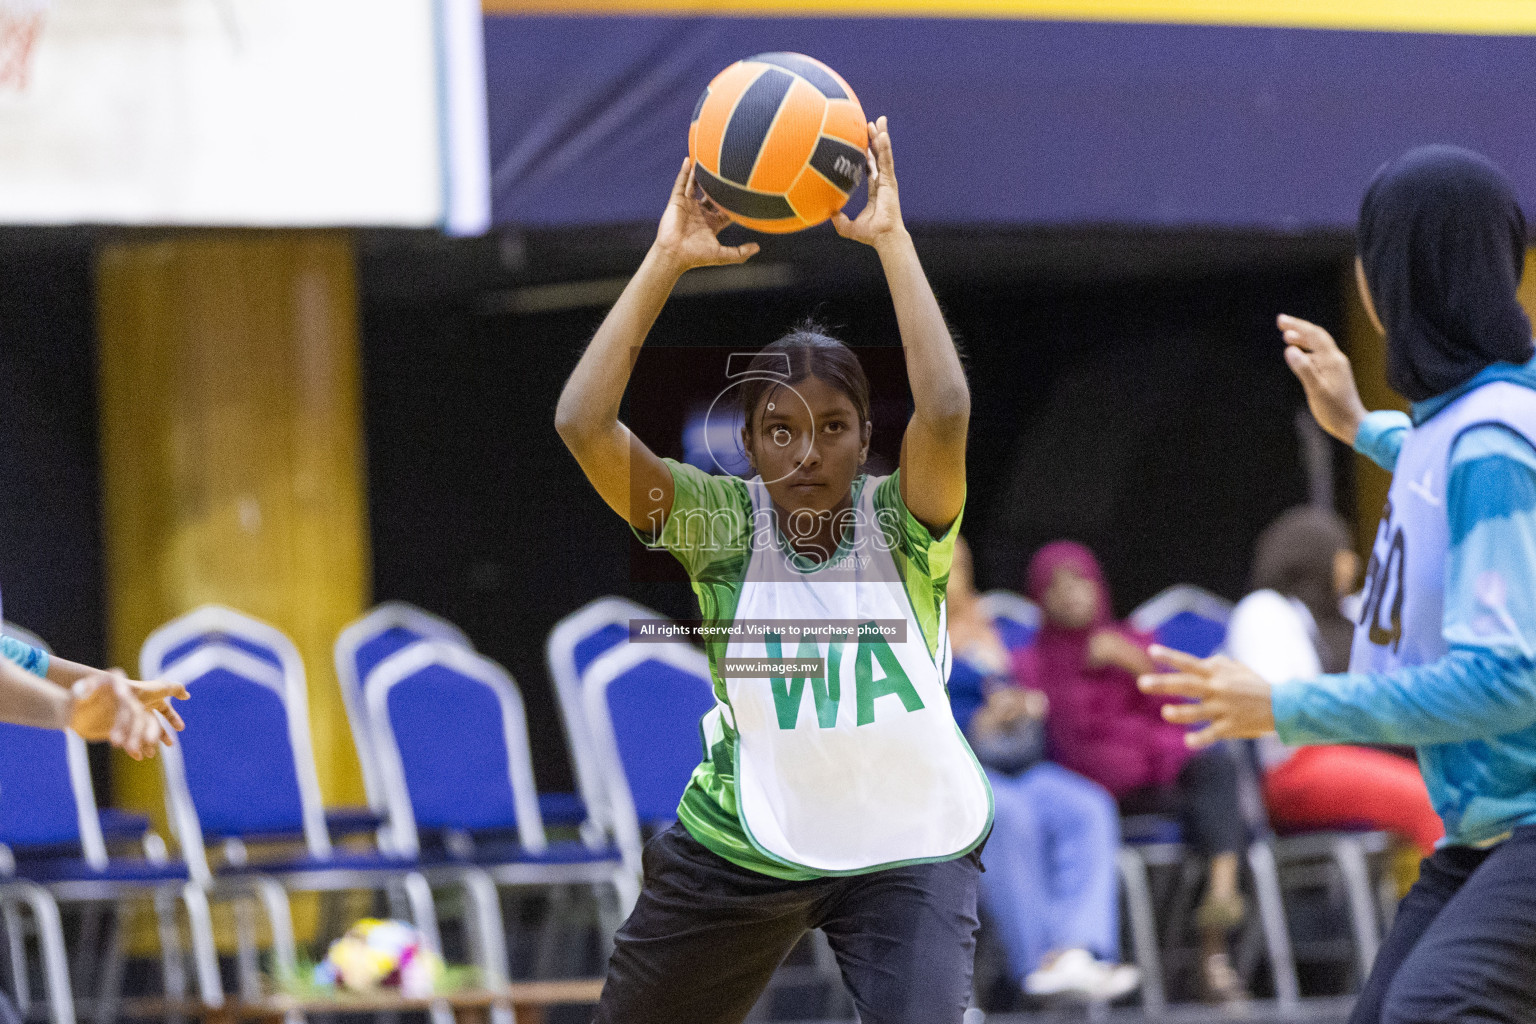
[68, 669, 166, 760]
[1279, 314, 1368, 446]
[1137, 645, 1276, 749]
[653, 158, 760, 273]
[832, 116, 906, 249]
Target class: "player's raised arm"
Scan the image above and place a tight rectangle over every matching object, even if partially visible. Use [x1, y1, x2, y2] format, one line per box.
[554, 158, 759, 531]
[833, 117, 967, 532]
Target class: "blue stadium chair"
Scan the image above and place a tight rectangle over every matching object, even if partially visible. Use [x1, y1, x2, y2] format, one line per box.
[1131, 588, 1395, 994]
[1116, 813, 1301, 1012]
[1233, 740, 1394, 989]
[681, 407, 751, 477]
[0, 878, 72, 1024]
[579, 642, 716, 879]
[1136, 586, 1394, 987]
[0, 707, 87, 1024]
[145, 615, 450, 1010]
[364, 639, 631, 986]
[1265, 821, 1394, 988]
[976, 590, 1040, 652]
[334, 602, 472, 817]
[0, 722, 223, 1020]
[1, 622, 150, 846]
[545, 596, 669, 846]
[1129, 584, 1234, 658]
[142, 605, 380, 839]
[0, 622, 222, 1019]
[338, 603, 584, 832]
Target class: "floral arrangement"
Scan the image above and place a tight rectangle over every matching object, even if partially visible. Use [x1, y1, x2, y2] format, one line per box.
[311, 918, 445, 998]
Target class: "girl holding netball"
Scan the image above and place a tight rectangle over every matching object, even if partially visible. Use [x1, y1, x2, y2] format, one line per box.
[556, 117, 992, 1024]
[1141, 145, 1536, 1023]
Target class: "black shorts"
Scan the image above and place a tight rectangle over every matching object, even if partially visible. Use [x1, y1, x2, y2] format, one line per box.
[1350, 825, 1536, 1024]
[594, 822, 984, 1024]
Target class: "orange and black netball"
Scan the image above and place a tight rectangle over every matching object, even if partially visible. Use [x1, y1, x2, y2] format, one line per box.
[688, 52, 868, 234]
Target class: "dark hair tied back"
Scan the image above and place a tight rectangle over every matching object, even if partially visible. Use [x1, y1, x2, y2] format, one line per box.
[737, 320, 871, 435]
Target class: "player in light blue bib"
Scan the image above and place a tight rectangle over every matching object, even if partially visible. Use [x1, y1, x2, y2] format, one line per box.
[1142, 146, 1536, 1023]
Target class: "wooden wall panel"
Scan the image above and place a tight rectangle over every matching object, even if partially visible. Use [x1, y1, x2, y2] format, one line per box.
[97, 231, 370, 822]
[1340, 259, 1405, 561]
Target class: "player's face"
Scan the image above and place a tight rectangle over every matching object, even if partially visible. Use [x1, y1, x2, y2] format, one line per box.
[744, 374, 869, 514]
[1043, 567, 1100, 630]
[1355, 256, 1385, 336]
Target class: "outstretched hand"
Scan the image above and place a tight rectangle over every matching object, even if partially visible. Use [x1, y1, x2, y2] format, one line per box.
[1279, 314, 1369, 445]
[129, 678, 189, 740]
[1137, 645, 1276, 749]
[653, 158, 760, 273]
[69, 669, 167, 760]
[832, 116, 906, 249]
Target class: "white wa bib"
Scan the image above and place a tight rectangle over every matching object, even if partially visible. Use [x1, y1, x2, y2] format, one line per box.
[722, 477, 993, 874]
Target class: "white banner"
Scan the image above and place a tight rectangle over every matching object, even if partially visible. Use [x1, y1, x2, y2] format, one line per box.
[0, 0, 487, 229]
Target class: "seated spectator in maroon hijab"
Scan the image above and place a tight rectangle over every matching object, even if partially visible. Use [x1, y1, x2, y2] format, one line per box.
[1014, 541, 1249, 1003]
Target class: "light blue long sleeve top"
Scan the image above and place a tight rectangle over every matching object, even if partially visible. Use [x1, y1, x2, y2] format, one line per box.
[1271, 355, 1536, 845]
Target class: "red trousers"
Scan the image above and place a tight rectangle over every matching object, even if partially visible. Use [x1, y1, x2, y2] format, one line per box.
[1263, 745, 1444, 856]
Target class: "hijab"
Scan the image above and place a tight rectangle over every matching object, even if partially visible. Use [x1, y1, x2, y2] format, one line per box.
[1027, 541, 1111, 624]
[1250, 506, 1354, 673]
[1025, 540, 1118, 667]
[1358, 145, 1532, 403]
[1019, 541, 1192, 793]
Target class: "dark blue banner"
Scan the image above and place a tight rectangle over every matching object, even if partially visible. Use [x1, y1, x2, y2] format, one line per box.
[485, 16, 1536, 231]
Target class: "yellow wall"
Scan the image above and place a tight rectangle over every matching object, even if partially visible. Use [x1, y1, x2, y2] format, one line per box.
[96, 232, 370, 824]
[1340, 261, 1405, 559]
[1520, 249, 1536, 339]
[482, 0, 1536, 34]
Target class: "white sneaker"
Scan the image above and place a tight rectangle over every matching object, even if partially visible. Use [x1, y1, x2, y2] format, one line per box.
[1023, 948, 1142, 1001]
[1097, 963, 1142, 1001]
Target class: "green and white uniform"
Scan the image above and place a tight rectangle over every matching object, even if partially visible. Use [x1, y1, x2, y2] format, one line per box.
[639, 459, 993, 880]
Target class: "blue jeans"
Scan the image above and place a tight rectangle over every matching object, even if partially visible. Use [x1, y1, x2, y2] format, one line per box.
[979, 762, 1121, 981]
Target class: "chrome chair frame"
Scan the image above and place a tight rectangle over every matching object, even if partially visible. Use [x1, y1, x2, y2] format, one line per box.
[544, 596, 663, 845]
[367, 639, 630, 1005]
[148, 627, 446, 1017]
[333, 602, 473, 815]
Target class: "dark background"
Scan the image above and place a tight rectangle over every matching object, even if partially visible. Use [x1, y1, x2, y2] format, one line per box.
[0, 224, 1349, 797]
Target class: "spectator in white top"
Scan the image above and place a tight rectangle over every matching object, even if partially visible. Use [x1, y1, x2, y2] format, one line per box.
[1226, 506, 1442, 856]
